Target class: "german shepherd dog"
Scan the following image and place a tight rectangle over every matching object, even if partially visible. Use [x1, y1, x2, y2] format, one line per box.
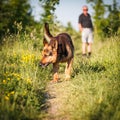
[39, 23, 74, 82]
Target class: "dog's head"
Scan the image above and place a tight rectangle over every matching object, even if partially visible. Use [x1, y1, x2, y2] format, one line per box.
[39, 37, 58, 67]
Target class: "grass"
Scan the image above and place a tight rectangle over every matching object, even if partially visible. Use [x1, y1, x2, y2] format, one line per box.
[57, 36, 120, 120]
[0, 33, 51, 119]
[0, 27, 120, 120]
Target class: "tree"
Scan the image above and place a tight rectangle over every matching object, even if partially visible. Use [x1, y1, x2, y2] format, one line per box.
[39, 0, 59, 23]
[87, 0, 120, 37]
[104, 0, 120, 36]
[87, 0, 105, 37]
[0, 0, 34, 39]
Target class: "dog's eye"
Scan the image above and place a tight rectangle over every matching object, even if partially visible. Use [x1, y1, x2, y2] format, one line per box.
[44, 49, 48, 53]
[49, 52, 52, 56]
[44, 52, 51, 57]
[44, 54, 48, 57]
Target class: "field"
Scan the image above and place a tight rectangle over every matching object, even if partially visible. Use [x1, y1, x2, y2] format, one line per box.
[0, 26, 120, 120]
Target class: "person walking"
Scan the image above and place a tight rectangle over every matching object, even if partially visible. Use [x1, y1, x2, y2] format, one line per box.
[78, 5, 94, 57]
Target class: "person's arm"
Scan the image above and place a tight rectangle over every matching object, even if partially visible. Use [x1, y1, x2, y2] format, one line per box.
[78, 23, 83, 32]
[78, 14, 83, 32]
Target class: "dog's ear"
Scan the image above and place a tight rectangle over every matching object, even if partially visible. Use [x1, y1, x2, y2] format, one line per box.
[44, 23, 52, 43]
[50, 39, 58, 50]
[43, 37, 48, 46]
[54, 40, 58, 50]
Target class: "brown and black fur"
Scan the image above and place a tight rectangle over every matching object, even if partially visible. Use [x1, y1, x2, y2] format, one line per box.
[39, 23, 74, 82]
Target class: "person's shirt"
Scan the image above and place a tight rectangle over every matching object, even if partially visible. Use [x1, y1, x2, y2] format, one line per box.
[78, 13, 93, 29]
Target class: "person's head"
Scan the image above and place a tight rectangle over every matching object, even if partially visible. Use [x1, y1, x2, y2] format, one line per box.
[82, 5, 88, 15]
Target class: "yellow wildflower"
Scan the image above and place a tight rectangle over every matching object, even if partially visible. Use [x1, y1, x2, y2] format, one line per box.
[5, 96, 9, 101]
[98, 97, 103, 104]
[3, 80, 6, 84]
[17, 77, 21, 80]
[23, 91, 27, 96]
[7, 93, 10, 97]
[10, 91, 15, 95]
[7, 78, 10, 80]
[5, 72, 8, 75]
[26, 78, 32, 84]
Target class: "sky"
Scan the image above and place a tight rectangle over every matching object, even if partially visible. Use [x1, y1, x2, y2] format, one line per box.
[30, 0, 120, 31]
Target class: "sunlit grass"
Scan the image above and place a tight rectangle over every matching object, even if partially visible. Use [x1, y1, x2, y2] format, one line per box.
[58, 36, 120, 120]
[0, 29, 120, 119]
[0, 33, 50, 119]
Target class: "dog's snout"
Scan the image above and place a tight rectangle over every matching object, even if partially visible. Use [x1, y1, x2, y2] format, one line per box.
[39, 62, 46, 68]
[39, 62, 42, 66]
[39, 61, 50, 68]
[39, 62, 44, 67]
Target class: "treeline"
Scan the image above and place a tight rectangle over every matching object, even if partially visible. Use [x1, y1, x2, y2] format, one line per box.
[0, 0, 120, 41]
[0, 0, 35, 37]
[87, 0, 120, 37]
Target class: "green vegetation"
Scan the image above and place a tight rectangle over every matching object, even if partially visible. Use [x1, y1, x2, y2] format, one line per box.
[1, 0, 120, 40]
[0, 24, 120, 119]
[0, 0, 35, 39]
[0, 0, 120, 119]
[62, 36, 120, 120]
[87, 0, 120, 37]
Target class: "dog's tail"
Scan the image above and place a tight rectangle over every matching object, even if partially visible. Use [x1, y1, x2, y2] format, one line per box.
[44, 23, 53, 42]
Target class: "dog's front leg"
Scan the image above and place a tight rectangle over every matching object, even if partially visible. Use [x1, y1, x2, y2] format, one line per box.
[52, 63, 59, 82]
[65, 58, 73, 80]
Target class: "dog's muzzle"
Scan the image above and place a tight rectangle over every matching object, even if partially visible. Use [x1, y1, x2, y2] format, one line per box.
[39, 62, 50, 68]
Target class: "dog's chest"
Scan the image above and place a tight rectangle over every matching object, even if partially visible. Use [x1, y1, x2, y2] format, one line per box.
[57, 41, 67, 60]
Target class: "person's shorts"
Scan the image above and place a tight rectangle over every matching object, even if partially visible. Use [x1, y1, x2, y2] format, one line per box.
[82, 28, 93, 43]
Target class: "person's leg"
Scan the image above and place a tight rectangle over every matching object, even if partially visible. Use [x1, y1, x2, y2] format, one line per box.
[87, 29, 93, 56]
[82, 29, 87, 56]
[82, 42, 87, 55]
[87, 43, 92, 56]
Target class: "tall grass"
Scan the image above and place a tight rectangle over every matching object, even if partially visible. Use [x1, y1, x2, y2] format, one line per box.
[0, 32, 52, 119]
[60, 36, 120, 120]
[0, 25, 120, 120]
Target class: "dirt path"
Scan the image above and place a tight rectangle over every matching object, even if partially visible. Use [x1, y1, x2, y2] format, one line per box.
[44, 81, 71, 120]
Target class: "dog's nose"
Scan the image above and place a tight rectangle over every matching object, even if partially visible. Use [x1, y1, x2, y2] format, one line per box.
[40, 62, 43, 65]
[39, 62, 45, 68]
[39, 62, 42, 66]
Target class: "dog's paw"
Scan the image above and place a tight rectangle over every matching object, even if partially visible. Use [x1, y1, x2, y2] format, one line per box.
[65, 75, 70, 80]
[50, 80, 58, 83]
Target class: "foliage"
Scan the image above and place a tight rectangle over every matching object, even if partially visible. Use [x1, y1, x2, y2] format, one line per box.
[0, 28, 51, 119]
[0, 0, 35, 40]
[39, 0, 60, 23]
[0, 0, 120, 119]
[56, 36, 120, 120]
[87, 0, 120, 37]
[104, 0, 120, 36]
[0, 20, 120, 119]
